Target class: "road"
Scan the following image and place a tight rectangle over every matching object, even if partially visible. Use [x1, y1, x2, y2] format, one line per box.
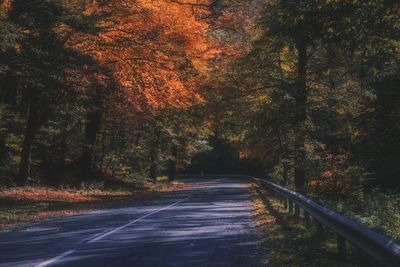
[0, 178, 264, 267]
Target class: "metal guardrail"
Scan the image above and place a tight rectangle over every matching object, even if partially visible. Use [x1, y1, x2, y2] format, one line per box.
[177, 174, 400, 266]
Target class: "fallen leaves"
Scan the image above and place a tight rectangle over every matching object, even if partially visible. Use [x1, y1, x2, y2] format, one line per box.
[0, 181, 188, 231]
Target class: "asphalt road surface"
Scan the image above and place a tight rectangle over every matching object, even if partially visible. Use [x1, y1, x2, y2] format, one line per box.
[0, 178, 265, 267]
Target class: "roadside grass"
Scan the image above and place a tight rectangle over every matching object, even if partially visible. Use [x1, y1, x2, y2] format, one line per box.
[249, 182, 373, 267]
[0, 177, 186, 231]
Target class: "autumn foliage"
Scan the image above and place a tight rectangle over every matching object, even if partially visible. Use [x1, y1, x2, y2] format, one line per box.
[0, 0, 258, 186]
[69, 0, 219, 112]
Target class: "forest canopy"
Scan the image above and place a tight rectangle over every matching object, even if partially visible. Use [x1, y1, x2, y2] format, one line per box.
[0, 0, 399, 200]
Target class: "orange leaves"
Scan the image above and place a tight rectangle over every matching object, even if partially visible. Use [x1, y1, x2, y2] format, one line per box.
[64, 0, 222, 116]
[322, 170, 333, 178]
[0, 188, 97, 202]
[239, 150, 253, 159]
[143, 0, 218, 62]
[0, 0, 11, 13]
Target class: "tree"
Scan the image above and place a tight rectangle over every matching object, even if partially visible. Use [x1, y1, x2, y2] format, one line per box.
[207, 0, 400, 196]
[4, 0, 102, 185]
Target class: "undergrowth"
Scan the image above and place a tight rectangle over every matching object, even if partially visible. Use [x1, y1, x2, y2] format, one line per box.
[324, 189, 400, 243]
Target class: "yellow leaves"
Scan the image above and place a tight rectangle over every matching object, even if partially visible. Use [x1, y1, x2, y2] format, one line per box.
[20, 29, 31, 35]
[352, 130, 362, 138]
[279, 46, 296, 74]
[13, 43, 21, 53]
[256, 95, 271, 104]
[280, 62, 294, 73]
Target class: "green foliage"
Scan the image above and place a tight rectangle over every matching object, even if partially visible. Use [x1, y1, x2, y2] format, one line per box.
[327, 188, 400, 242]
[0, 105, 24, 183]
[207, 0, 400, 197]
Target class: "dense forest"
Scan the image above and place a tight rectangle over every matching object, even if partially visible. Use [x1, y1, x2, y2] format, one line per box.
[205, 0, 400, 195]
[1, 0, 399, 234]
[0, 0, 228, 186]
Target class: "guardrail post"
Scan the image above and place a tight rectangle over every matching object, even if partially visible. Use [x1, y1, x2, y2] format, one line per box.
[304, 211, 311, 228]
[315, 219, 323, 236]
[283, 198, 288, 210]
[337, 234, 346, 259]
[273, 190, 278, 198]
[294, 204, 300, 217]
[288, 199, 293, 214]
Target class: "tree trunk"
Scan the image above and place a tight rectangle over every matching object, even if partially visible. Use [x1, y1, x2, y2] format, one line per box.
[168, 144, 177, 182]
[149, 161, 157, 183]
[81, 108, 101, 174]
[149, 128, 160, 183]
[17, 89, 40, 186]
[282, 161, 289, 186]
[0, 71, 18, 106]
[80, 83, 104, 176]
[0, 133, 7, 167]
[294, 39, 308, 191]
[55, 128, 68, 186]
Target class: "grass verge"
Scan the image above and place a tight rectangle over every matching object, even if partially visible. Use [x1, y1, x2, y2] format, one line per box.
[249, 181, 373, 267]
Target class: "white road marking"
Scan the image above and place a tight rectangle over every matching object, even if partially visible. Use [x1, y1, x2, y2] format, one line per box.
[34, 195, 191, 267]
[87, 195, 191, 243]
[35, 249, 76, 267]
[22, 227, 59, 232]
